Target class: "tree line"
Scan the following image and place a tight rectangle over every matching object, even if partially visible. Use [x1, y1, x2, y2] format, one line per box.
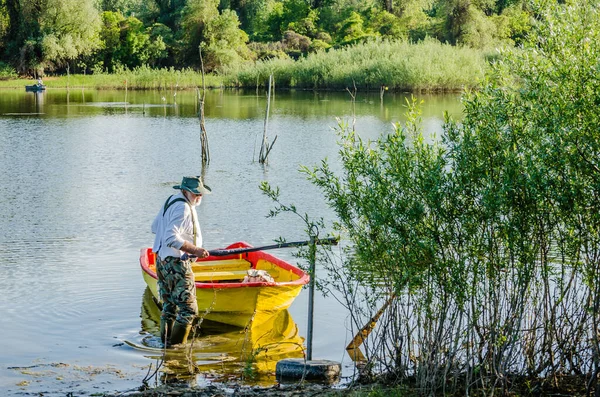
[0, 0, 532, 77]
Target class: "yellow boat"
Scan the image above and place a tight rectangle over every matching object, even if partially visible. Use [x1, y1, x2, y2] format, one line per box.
[139, 241, 310, 328]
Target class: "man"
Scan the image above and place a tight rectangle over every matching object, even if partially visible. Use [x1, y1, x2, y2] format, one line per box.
[151, 176, 211, 346]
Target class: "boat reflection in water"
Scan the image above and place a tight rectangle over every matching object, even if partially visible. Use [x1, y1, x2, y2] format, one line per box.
[138, 287, 305, 385]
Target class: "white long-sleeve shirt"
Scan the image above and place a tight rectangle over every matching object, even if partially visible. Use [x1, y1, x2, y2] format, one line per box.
[151, 191, 203, 259]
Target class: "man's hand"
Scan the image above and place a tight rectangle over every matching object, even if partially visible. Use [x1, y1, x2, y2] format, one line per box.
[181, 241, 210, 259]
[194, 247, 209, 258]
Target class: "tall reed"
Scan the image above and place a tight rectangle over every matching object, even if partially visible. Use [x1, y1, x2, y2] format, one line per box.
[228, 38, 488, 92]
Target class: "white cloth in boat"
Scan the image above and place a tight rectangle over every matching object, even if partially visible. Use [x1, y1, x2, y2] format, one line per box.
[151, 191, 202, 259]
[243, 269, 275, 283]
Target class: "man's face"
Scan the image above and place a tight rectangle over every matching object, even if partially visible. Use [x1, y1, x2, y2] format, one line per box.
[184, 190, 203, 206]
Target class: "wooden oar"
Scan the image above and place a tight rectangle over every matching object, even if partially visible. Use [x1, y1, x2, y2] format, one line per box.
[208, 237, 339, 257]
[346, 294, 396, 363]
[181, 237, 339, 259]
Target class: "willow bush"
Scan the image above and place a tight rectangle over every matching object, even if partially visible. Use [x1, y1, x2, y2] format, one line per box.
[302, 0, 600, 395]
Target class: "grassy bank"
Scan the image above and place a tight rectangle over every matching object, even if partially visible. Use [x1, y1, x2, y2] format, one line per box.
[0, 66, 224, 90]
[0, 40, 490, 92]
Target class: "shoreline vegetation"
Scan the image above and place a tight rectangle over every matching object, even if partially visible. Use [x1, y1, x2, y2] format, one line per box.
[0, 40, 489, 93]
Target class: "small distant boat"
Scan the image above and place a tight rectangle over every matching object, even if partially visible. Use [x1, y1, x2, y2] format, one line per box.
[25, 84, 46, 92]
[139, 241, 310, 328]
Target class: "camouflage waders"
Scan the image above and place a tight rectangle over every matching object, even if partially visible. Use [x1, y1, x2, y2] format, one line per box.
[156, 255, 198, 325]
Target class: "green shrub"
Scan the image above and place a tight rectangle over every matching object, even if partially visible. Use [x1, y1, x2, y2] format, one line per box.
[0, 63, 17, 80]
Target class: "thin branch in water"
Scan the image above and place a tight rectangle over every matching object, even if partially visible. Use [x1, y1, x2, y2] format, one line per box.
[198, 44, 210, 165]
[346, 80, 357, 132]
[259, 74, 276, 164]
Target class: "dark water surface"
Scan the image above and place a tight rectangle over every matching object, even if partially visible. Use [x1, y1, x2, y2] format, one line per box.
[0, 88, 461, 396]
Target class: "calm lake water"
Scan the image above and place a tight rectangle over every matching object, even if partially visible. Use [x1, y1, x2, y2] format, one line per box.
[0, 88, 462, 396]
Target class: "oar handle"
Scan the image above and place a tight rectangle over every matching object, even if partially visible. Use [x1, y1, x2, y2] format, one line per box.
[181, 237, 339, 259]
[209, 237, 339, 257]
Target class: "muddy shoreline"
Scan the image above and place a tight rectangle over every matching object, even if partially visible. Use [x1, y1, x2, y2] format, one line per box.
[104, 383, 353, 396]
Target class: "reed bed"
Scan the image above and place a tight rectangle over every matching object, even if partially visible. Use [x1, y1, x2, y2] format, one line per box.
[0, 39, 488, 92]
[228, 38, 489, 92]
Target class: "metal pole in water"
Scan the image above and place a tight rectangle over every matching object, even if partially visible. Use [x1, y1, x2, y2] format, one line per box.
[276, 235, 342, 383]
[307, 236, 316, 360]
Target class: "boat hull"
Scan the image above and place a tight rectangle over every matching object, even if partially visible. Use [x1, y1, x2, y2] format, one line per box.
[25, 85, 46, 92]
[140, 242, 309, 328]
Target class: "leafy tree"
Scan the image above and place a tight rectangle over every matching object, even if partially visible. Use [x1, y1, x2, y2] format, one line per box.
[429, 0, 518, 46]
[220, 0, 273, 38]
[203, 8, 250, 70]
[98, 11, 122, 71]
[101, 0, 142, 15]
[181, 0, 249, 71]
[439, 0, 471, 44]
[287, 7, 319, 37]
[0, 0, 545, 73]
[316, 0, 375, 42]
[0, 1, 9, 52]
[96, 11, 167, 71]
[154, 0, 187, 29]
[366, 9, 408, 39]
[337, 11, 374, 44]
[262, 0, 310, 41]
[458, 5, 501, 48]
[261, 1, 284, 40]
[499, 3, 531, 45]
[2, 0, 22, 60]
[495, 0, 521, 13]
[34, 0, 101, 73]
[179, 0, 219, 65]
[148, 22, 174, 66]
[2, 0, 101, 73]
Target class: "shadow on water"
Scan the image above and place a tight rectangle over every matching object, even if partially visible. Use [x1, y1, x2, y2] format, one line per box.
[135, 287, 305, 386]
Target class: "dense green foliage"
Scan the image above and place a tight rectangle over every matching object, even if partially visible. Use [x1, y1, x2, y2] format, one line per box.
[0, 0, 532, 78]
[301, 0, 600, 393]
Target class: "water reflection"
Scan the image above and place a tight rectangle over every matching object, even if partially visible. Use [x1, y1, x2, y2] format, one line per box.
[1, 88, 463, 124]
[137, 287, 305, 385]
[32, 91, 44, 114]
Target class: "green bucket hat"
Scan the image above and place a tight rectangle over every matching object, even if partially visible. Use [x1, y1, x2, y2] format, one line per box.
[173, 176, 212, 195]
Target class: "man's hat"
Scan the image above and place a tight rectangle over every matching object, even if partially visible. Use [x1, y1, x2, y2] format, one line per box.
[173, 176, 212, 195]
